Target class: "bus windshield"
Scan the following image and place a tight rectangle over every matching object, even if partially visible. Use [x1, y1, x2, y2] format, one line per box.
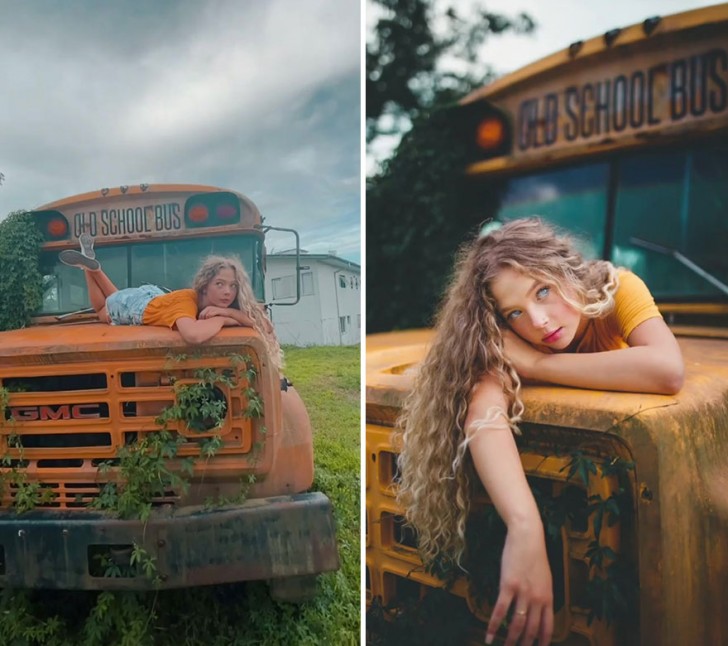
[495, 137, 728, 301]
[39, 234, 264, 315]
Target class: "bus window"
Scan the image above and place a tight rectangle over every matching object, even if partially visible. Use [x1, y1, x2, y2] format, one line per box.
[497, 163, 609, 259]
[130, 236, 261, 295]
[611, 140, 728, 300]
[38, 235, 263, 316]
[40, 245, 128, 314]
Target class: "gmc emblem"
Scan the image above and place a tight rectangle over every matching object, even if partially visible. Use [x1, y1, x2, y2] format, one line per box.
[9, 404, 104, 421]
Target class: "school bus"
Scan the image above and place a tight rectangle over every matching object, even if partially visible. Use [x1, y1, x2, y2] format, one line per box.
[367, 5, 728, 644]
[0, 184, 339, 599]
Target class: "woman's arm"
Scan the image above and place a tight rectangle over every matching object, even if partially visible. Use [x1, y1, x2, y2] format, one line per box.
[467, 376, 553, 646]
[505, 318, 684, 395]
[174, 316, 232, 344]
[199, 305, 274, 333]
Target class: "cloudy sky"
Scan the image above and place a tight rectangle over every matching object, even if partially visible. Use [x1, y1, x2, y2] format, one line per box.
[0, 0, 361, 263]
[367, 0, 721, 171]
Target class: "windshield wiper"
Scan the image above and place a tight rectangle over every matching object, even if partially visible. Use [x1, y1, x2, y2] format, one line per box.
[55, 307, 96, 321]
[630, 237, 728, 297]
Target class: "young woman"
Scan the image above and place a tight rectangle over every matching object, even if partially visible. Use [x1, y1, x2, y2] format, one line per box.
[60, 235, 282, 372]
[396, 218, 684, 646]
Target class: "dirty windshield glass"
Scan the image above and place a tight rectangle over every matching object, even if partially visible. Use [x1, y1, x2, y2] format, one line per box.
[39, 235, 263, 315]
[610, 141, 728, 299]
[493, 138, 728, 300]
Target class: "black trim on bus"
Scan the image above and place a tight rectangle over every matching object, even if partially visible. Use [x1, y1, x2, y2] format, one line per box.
[602, 160, 619, 261]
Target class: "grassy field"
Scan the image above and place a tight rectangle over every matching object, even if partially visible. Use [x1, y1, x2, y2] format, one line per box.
[0, 345, 361, 646]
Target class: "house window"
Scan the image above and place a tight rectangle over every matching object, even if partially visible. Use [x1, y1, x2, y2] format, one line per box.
[339, 275, 347, 288]
[347, 315, 351, 324]
[358, 314, 361, 329]
[272, 274, 296, 300]
[339, 316, 346, 333]
[301, 271, 314, 296]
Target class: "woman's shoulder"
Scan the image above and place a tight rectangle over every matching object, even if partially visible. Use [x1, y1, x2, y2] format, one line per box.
[614, 268, 653, 298]
[168, 288, 197, 297]
[155, 288, 197, 305]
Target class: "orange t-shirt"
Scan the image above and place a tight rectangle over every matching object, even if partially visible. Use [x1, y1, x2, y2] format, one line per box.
[142, 289, 198, 328]
[571, 270, 662, 353]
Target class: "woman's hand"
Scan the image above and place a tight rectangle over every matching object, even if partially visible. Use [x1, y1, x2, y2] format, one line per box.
[487, 519, 554, 646]
[502, 330, 546, 380]
[200, 305, 274, 335]
[198, 305, 226, 320]
[219, 316, 242, 327]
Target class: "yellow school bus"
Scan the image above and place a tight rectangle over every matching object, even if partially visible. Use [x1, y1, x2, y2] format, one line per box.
[0, 184, 338, 599]
[34, 183, 266, 319]
[367, 5, 728, 645]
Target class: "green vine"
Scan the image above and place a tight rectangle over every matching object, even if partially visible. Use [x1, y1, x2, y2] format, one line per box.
[93, 354, 262, 517]
[0, 210, 44, 331]
[0, 388, 58, 512]
[386, 449, 638, 639]
[91, 430, 191, 522]
[1, 355, 265, 581]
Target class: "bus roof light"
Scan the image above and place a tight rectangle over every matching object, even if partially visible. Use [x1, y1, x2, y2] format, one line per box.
[476, 117, 506, 151]
[604, 28, 622, 47]
[33, 210, 70, 240]
[217, 204, 238, 219]
[568, 40, 583, 58]
[643, 16, 661, 36]
[47, 218, 69, 238]
[188, 205, 209, 223]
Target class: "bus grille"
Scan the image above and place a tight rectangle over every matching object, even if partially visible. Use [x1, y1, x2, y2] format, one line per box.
[0, 358, 260, 510]
[366, 423, 638, 646]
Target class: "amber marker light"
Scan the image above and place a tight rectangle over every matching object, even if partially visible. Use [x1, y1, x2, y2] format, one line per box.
[476, 117, 506, 151]
[217, 203, 237, 219]
[47, 218, 69, 238]
[188, 204, 209, 223]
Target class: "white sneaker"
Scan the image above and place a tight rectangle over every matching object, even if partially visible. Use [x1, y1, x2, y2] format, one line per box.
[79, 233, 96, 259]
[59, 249, 100, 271]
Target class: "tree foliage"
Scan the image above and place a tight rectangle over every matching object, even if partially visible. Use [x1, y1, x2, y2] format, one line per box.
[0, 210, 44, 331]
[366, 104, 507, 333]
[366, 0, 536, 332]
[367, 0, 535, 143]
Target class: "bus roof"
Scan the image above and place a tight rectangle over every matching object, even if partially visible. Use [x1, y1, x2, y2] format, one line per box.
[38, 184, 249, 211]
[463, 3, 728, 105]
[34, 183, 263, 245]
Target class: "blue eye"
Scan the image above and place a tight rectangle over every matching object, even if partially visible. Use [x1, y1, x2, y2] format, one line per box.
[506, 309, 522, 321]
[536, 286, 550, 299]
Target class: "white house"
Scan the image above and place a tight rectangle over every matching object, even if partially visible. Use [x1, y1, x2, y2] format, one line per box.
[264, 252, 361, 346]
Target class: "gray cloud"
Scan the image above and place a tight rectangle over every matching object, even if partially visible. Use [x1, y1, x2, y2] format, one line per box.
[0, 0, 360, 263]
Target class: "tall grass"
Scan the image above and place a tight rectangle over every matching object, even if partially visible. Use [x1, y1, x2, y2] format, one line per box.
[0, 345, 361, 645]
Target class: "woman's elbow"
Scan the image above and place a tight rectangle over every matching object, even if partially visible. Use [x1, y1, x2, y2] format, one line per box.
[176, 324, 204, 345]
[178, 330, 203, 344]
[658, 361, 685, 395]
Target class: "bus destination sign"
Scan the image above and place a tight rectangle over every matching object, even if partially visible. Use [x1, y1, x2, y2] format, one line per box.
[514, 45, 727, 153]
[71, 200, 182, 238]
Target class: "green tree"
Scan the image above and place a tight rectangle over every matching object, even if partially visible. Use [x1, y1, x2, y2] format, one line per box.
[367, 0, 534, 145]
[366, 104, 506, 333]
[366, 1, 535, 332]
[0, 210, 44, 331]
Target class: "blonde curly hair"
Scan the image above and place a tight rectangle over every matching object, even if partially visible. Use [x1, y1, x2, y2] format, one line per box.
[193, 255, 284, 374]
[395, 218, 618, 568]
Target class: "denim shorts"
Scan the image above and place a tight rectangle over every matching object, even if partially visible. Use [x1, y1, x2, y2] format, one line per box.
[105, 285, 164, 326]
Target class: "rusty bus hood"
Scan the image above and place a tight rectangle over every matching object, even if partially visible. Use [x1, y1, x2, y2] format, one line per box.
[0, 323, 266, 366]
[367, 329, 728, 644]
[366, 329, 728, 433]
